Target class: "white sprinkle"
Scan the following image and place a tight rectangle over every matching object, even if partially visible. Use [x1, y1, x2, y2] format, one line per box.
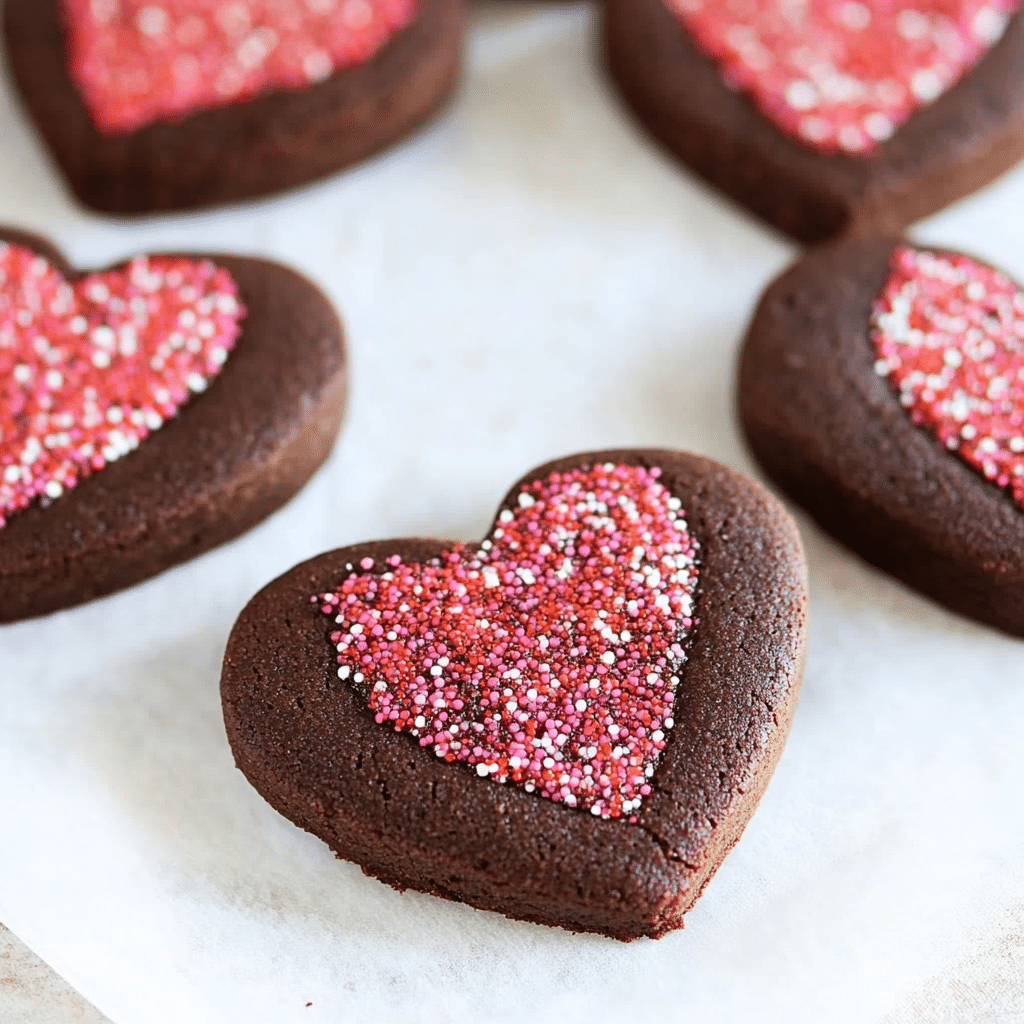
[911, 68, 943, 102]
[898, 9, 930, 39]
[863, 112, 895, 142]
[839, 1, 871, 30]
[785, 80, 818, 111]
[973, 6, 1008, 42]
[136, 5, 169, 36]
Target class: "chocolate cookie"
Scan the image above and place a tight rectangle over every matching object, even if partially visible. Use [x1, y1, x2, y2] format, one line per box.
[604, 0, 1024, 242]
[3, 0, 465, 215]
[0, 227, 347, 622]
[739, 237, 1024, 636]
[221, 449, 808, 940]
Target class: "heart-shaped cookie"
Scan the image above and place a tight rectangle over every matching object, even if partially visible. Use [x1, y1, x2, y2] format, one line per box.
[739, 237, 1024, 635]
[222, 450, 808, 939]
[605, 0, 1024, 242]
[3, 0, 464, 214]
[0, 228, 347, 622]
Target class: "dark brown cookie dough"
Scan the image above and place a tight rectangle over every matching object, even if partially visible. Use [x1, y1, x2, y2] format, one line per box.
[0, 228, 348, 622]
[603, 0, 1024, 243]
[3, 0, 466, 215]
[739, 236, 1024, 636]
[221, 449, 808, 941]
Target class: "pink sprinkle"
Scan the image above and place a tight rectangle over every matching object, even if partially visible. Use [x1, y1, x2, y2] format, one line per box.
[0, 242, 244, 527]
[317, 463, 700, 822]
[666, 0, 1021, 156]
[872, 246, 1024, 508]
[63, 0, 420, 135]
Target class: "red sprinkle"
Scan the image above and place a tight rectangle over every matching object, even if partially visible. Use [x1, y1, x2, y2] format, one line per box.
[872, 246, 1024, 507]
[315, 463, 700, 822]
[665, 0, 1021, 156]
[63, 0, 419, 135]
[0, 242, 244, 527]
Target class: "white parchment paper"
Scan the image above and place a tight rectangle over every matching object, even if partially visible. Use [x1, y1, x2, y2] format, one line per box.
[2, 5, 1024, 1022]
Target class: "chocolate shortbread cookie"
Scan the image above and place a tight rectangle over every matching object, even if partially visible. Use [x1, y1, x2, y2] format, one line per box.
[221, 449, 808, 940]
[740, 236, 1024, 635]
[3, 0, 465, 214]
[605, 0, 1024, 242]
[0, 227, 347, 622]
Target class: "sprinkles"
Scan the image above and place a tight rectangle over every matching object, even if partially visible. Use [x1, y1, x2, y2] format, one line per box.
[0, 242, 244, 527]
[63, 0, 420, 135]
[665, 0, 1021, 155]
[872, 246, 1024, 507]
[315, 463, 700, 822]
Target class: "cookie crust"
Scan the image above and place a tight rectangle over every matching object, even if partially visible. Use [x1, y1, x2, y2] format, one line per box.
[3, 0, 466, 215]
[0, 228, 348, 622]
[739, 236, 1024, 636]
[604, 0, 1024, 242]
[221, 449, 808, 940]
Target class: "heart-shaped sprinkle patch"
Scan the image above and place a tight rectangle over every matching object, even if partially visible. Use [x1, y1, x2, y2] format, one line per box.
[0, 241, 243, 526]
[665, 0, 1021, 155]
[315, 463, 699, 822]
[872, 246, 1024, 507]
[64, 0, 419, 134]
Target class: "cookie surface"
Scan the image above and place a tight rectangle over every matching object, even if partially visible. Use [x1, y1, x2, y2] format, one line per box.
[604, 0, 1024, 242]
[739, 237, 1024, 636]
[3, 0, 465, 214]
[0, 228, 347, 622]
[221, 449, 808, 940]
